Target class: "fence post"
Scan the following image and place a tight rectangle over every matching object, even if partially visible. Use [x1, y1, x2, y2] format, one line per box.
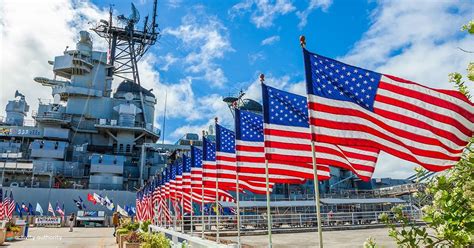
[351, 213, 355, 225]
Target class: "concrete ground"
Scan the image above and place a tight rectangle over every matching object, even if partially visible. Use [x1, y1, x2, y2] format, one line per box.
[224, 228, 397, 248]
[3, 227, 116, 248]
[1, 227, 396, 247]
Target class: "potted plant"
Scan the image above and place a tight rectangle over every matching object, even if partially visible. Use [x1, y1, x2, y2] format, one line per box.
[115, 228, 129, 245]
[5, 222, 20, 241]
[141, 232, 171, 248]
[123, 231, 142, 248]
[116, 228, 131, 248]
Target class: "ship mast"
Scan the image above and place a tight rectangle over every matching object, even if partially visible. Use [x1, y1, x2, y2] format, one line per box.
[92, 0, 160, 123]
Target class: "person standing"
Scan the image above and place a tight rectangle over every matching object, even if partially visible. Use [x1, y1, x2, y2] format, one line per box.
[112, 212, 120, 237]
[69, 213, 75, 232]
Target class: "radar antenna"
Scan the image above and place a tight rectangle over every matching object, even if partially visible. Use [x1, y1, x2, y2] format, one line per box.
[91, 0, 160, 124]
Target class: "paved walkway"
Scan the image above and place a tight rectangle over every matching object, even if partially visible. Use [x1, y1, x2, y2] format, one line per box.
[224, 228, 397, 248]
[1, 227, 397, 247]
[3, 227, 116, 248]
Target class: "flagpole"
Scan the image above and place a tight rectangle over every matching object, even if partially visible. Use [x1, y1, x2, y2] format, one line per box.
[260, 74, 273, 248]
[235, 164, 241, 248]
[201, 183, 205, 239]
[201, 131, 206, 239]
[301, 35, 324, 248]
[214, 117, 220, 244]
[190, 173, 194, 235]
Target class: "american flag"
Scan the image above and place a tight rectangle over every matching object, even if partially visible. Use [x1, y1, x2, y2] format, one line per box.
[303, 49, 474, 171]
[180, 155, 193, 213]
[48, 202, 55, 217]
[235, 108, 306, 184]
[0, 190, 3, 220]
[2, 190, 8, 219]
[191, 146, 231, 203]
[262, 84, 380, 181]
[135, 191, 142, 221]
[164, 166, 171, 200]
[216, 123, 272, 194]
[55, 202, 64, 217]
[7, 191, 14, 219]
[169, 163, 177, 201]
[152, 178, 160, 224]
[201, 138, 236, 202]
[175, 161, 184, 202]
[159, 172, 173, 223]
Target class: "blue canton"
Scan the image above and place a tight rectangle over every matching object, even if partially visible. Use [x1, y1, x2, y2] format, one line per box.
[183, 155, 192, 173]
[235, 108, 264, 142]
[262, 84, 309, 128]
[216, 124, 235, 153]
[170, 164, 176, 180]
[191, 146, 203, 168]
[203, 137, 216, 161]
[304, 49, 381, 111]
[177, 160, 183, 176]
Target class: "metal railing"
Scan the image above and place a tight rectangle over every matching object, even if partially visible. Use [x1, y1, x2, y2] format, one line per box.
[155, 209, 423, 233]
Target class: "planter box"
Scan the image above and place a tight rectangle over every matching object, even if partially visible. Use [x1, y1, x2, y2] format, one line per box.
[119, 234, 127, 248]
[124, 242, 141, 248]
[0, 228, 5, 245]
[5, 231, 15, 241]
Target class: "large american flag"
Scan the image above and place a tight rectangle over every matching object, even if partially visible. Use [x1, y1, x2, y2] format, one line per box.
[201, 138, 236, 202]
[262, 84, 380, 181]
[303, 49, 474, 171]
[235, 108, 306, 184]
[191, 146, 231, 203]
[216, 123, 272, 194]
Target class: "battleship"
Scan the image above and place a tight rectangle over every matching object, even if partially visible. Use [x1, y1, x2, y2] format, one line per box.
[0, 0, 418, 216]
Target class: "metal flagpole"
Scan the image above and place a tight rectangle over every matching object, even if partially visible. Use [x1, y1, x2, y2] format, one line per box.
[201, 131, 206, 239]
[301, 35, 324, 248]
[201, 183, 205, 238]
[260, 74, 273, 248]
[190, 177, 194, 235]
[235, 158, 241, 248]
[214, 117, 220, 244]
[181, 198, 184, 233]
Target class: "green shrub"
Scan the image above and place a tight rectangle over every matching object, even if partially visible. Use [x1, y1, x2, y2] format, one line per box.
[116, 228, 130, 236]
[140, 232, 171, 248]
[140, 220, 151, 233]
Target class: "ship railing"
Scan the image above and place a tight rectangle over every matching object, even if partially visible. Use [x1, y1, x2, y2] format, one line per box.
[171, 209, 423, 233]
[33, 111, 72, 122]
[95, 119, 160, 135]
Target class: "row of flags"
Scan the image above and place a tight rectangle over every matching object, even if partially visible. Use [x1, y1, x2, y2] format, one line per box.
[136, 44, 474, 224]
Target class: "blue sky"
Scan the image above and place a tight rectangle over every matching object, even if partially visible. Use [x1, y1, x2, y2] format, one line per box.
[1, 0, 473, 178]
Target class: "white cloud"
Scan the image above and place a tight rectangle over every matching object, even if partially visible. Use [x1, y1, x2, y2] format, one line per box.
[296, 0, 333, 29]
[164, 8, 233, 87]
[340, 0, 474, 178]
[160, 53, 178, 71]
[166, 0, 182, 8]
[229, 0, 296, 28]
[261, 35, 280, 45]
[0, 0, 108, 121]
[242, 74, 304, 103]
[248, 52, 265, 64]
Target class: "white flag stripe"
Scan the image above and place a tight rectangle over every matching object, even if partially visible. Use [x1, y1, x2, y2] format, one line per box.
[316, 125, 454, 167]
[381, 75, 474, 115]
[312, 107, 463, 157]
